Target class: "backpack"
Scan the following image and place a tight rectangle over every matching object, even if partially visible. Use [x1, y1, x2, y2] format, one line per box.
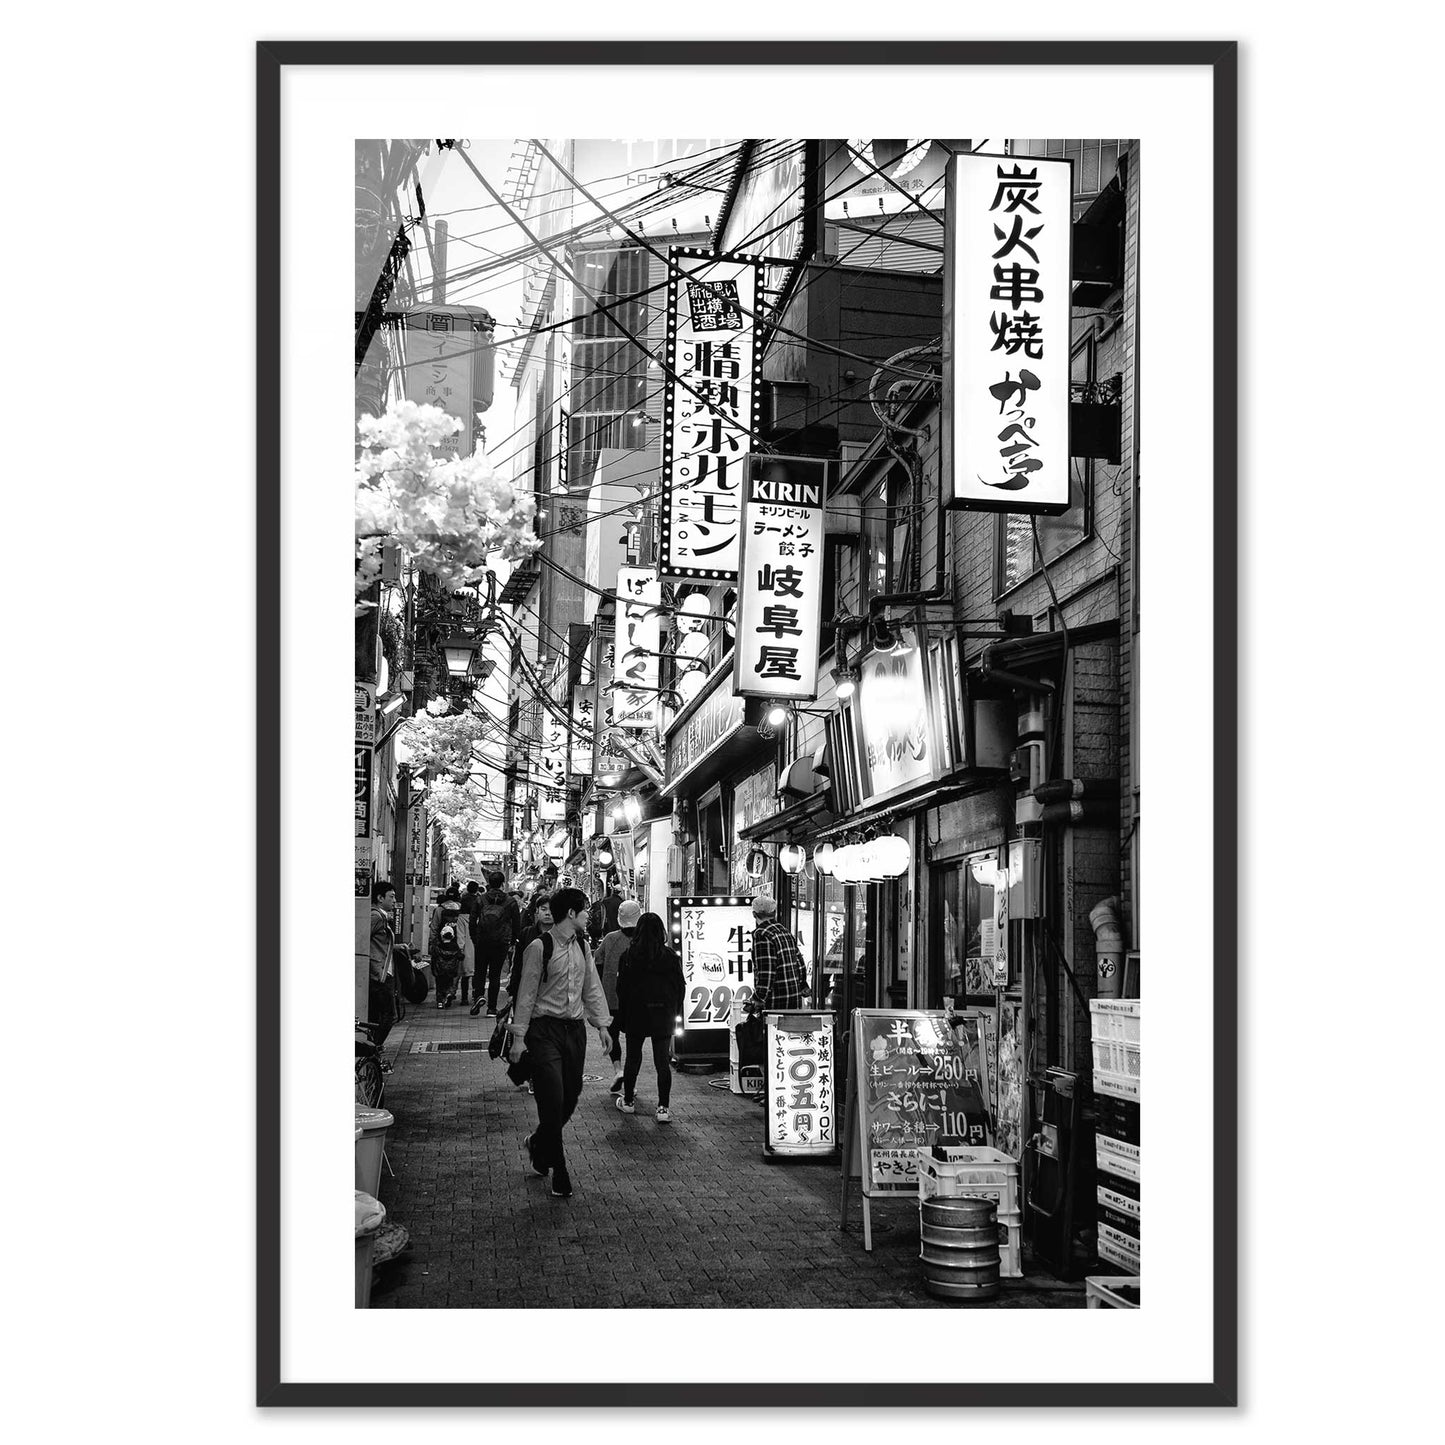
[437, 919, 465, 960]
[478, 895, 512, 951]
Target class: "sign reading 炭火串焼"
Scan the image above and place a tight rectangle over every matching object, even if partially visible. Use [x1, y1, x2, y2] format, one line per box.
[943, 152, 1073, 513]
[733, 455, 830, 701]
[668, 897, 756, 1032]
[613, 566, 661, 729]
[659, 248, 763, 581]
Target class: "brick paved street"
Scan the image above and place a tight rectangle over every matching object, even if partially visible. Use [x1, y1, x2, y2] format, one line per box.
[370, 997, 1085, 1310]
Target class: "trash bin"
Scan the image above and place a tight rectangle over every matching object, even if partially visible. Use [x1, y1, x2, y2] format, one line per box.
[355, 1190, 386, 1308]
[355, 1104, 393, 1197]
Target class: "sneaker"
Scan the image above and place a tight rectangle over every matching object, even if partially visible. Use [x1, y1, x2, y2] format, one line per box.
[609, 1071, 625, 1095]
[437, 1000, 446, 1010]
[525, 1134, 548, 1177]
[550, 1166, 573, 1199]
[469, 999, 483, 1016]
[615, 1096, 635, 1114]
[655, 1106, 671, 1124]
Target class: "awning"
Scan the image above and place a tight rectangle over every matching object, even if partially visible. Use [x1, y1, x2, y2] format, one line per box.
[737, 790, 835, 844]
[811, 777, 997, 840]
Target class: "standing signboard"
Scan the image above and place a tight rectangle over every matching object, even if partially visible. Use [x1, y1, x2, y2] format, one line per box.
[658, 247, 764, 582]
[613, 565, 661, 729]
[840, 1009, 990, 1251]
[764, 1012, 838, 1159]
[668, 896, 757, 1053]
[942, 151, 1073, 512]
[733, 455, 830, 701]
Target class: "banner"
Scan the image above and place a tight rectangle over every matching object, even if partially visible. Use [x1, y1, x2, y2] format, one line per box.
[733, 455, 829, 700]
[613, 566, 661, 729]
[668, 896, 756, 1031]
[659, 248, 763, 580]
[398, 305, 493, 459]
[943, 152, 1073, 512]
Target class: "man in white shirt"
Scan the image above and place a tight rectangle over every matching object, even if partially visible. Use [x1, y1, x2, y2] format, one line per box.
[509, 886, 612, 1199]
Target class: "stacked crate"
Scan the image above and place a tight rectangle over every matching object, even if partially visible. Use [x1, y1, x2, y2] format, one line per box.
[1091, 1000, 1140, 1279]
[917, 1145, 1023, 1278]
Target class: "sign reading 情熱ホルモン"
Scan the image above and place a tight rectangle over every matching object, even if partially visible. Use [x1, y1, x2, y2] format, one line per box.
[733, 455, 830, 700]
[659, 248, 764, 581]
[944, 152, 1073, 513]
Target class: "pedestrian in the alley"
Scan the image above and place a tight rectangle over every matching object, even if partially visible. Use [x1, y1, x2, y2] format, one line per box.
[429, 896, 467, 1009]
[590, 878, 621, 947]
[508, 893, 552, 1000]
[471, 870, 522, 1017]
[614, 911, 685, 1123]
[745, 893, 810, 1014]
[594, 899, 640, 1094]
[369, 881, 398, 1048]
[507, 886, 611, 1198]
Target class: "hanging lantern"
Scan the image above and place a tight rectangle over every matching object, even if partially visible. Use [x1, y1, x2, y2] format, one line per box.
[876, 835, 912, 877]
[746, 846, 770, 879]
[832, 845, 858, 885]
[779, 843, 806, 874]
[812, 842, 836, 876]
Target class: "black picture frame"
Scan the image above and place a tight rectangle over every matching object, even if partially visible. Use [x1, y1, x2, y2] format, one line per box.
[258, 38, 1238, 1407]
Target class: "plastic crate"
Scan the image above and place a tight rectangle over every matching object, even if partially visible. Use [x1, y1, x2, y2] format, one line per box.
[1090, 999, 1141, 1044]
[918, 1155, 1021, 1215]
[999, 1213, 1022, 1279]
[1094, 1067, 1141, 1103]
[1096, 1135, 1140, 1182]
[1086, 1275, 1141, 1309]
[1098, 1222, 1140, 1272]
[1091, 1037, 1141, 1077]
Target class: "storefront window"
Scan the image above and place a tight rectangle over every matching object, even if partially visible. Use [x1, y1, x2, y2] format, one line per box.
[819, 873, 846, 1005]
[932, 852, 1007, 1005]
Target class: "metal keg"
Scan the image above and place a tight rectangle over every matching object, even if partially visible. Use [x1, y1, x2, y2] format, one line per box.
[920, 1196, 1000, 1302]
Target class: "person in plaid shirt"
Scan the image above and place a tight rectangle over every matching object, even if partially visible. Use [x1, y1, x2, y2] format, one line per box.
[746, 893, 810, 1012]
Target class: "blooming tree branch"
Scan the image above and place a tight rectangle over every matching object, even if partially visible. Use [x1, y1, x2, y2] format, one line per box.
[356, 399, 540, 611]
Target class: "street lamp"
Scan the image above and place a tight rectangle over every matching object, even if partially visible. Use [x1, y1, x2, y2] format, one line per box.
[441, 632, 480, 676]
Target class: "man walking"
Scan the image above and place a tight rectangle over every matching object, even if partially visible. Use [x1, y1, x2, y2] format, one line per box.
[746, 893, 810, 1015]
[369, 881, 398, 1048]
[593, 899, 640, 1093]
[470, 870, 522, 1017]
[508, 887, 612, 1199]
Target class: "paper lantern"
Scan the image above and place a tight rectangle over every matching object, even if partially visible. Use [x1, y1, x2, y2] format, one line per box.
[779, 843, 807, 874]
[875, 835, 912, 877]
[812, 843, 836, 876]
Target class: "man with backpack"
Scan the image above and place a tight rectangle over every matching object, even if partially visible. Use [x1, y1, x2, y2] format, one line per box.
[470, 870, 522, 1017]
[428, 896, 468, 1009]
[508, 887, 611, 1199]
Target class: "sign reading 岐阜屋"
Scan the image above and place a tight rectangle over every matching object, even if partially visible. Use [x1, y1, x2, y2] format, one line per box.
[659, 248, 763, 581]
[733, 455, 830, 701]
[943, 152, 1073, 513]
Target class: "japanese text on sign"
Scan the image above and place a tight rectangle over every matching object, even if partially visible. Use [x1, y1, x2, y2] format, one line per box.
[660, 249, 763, 581]
[733, 456, 829, 700]
[766, 1015, 836, 1154]
[613, 566, 661, 729]
[669, 898, 756, 1030]
[946, 153, 1072, 512]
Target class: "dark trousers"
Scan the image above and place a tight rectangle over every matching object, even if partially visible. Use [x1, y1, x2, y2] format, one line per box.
[479, 946, 509, 1013]
[608, 1015, 623, 1066]
[622, 1007, 674, 1106]
[367, 978, 396, 1048]
[526, 1017, 587, 1172]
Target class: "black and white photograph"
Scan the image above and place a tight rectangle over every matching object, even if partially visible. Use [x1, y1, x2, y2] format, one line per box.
[260, 42, 1234, 1404]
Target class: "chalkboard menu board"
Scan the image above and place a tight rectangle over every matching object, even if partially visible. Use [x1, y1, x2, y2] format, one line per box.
[848, 1009, 989, 1194]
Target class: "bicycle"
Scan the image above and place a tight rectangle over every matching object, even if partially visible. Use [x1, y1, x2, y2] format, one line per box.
[355, 1018, 387, 1109]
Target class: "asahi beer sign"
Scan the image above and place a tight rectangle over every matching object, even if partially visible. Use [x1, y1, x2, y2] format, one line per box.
[668, 897, 756, 1031]
[944, 152, 1073, 513]
[613, 566, 661, 729]
[659, 247, 763, 581]
[733, 455, 830, 700]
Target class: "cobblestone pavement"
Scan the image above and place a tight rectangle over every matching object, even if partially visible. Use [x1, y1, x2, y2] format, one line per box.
[370, 996, 1086, 1310]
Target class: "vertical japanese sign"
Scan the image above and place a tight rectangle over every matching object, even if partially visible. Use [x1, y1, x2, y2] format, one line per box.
[659, 248, 763, 580]
[569, 686, 594, 779]
[401, 308, 485, 459]
[733, 455, 829, 699]
[539, 708, 568, 793]
[765, 1014, 837, 1156]
[668, 897, 757, 1031]
[943, 153, 1073, 513]
[613, 566, 661, 729]
[354, 684, 375, 897]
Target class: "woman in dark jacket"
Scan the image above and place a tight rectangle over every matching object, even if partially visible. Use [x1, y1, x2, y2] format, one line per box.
[614, 911, 686, 1123]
